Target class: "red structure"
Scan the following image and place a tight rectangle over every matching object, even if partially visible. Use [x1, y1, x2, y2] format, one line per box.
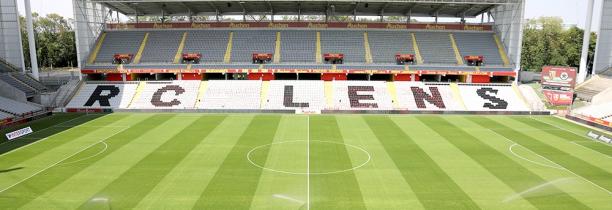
[395, 53, 415, 65]
[324, 53, 344, 64]
[113, 54, 133, 64]
[464, 55, 484, 66]
[182, 53, 202, 64]
[252, 53, 273, 64]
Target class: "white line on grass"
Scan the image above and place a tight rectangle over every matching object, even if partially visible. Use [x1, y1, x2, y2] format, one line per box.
[0, 114, 108, 158]
[570, 142, 612, 159]
[56, 142, 109, 166]
[508, 144, 564, 170]
[0, 126, 129, 194]
[529, 117, 612, 139]
[487, 129, 612, 195]
[306, 115, 310, 210]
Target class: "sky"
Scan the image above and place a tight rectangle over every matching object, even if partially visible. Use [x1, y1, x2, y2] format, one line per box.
[15, 0, 604, 31]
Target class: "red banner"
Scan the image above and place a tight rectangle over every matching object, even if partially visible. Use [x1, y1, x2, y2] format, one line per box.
[543, 90, 574, 106]
[81, 68, 515, 77]
[107, 22, 492, 31]
[541, 66, 577, 89]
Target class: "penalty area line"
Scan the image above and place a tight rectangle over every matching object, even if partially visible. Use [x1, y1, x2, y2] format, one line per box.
[570, 141, 612, 159]
[486, 129, 612, 195]
[0, 126, 129, 194]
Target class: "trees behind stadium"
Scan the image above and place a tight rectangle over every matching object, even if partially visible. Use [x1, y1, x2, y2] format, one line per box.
[521, 17, 597, 73]
[19, 13, 77, 70]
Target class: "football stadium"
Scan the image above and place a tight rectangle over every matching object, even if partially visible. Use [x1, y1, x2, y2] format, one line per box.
[0, 0, 611, 209]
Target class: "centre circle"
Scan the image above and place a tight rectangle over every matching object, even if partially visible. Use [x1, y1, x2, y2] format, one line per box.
[247, 140, 371, 175]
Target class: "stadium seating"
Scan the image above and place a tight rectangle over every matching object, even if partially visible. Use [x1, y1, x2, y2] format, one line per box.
[453, 32, 506, 66]
[231, 30, 276, 63]
[263, 80, 325, 110]
[573, 102, 612, 122]
[0, 73, 37, 96]
[0, 57, 18, 73]
[94, 31, 146, 64]
[183, 30, 230, 63]
[414, 32, 456, 65]
[458, 84, 529, 111]
[65, 82, 138, 108]
[0, 111, 12, 120]
[330, 81, 393, 110]
[368, 31, 414, 64]
[395, 82, 462, 110]
[66, 80, 535, 112]
[0, 96, 42, 116]
[129, 81, 200, 109]
[575, 75, 612, 101]
[199, 80, 262, 109]
[280, 30, 316, 63]
[321, 30, 366, 63]
[140, 31, 183, 63]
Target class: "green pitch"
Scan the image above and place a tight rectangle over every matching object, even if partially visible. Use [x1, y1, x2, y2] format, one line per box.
[0, 113, 611, 209]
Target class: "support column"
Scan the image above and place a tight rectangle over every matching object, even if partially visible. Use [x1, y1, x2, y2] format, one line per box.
[24, 0, 39, 80]
[577, 0, 595, 84]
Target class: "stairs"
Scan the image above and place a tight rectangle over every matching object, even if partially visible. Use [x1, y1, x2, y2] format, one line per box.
[493, 34, 511, 67]
[224, 31, 234, 63]
[133, 33, 150, 64]
[87, 32, 107, 64]
[173, 32, 188, 64]
[387, 82, 399, 109]
[260, 81, 270, 108]
[411, 33, 424, 64]
[363, 32, 374, 64]
[324, 81, 334, 109]
[194, 81, 208, 108]
[316, 31, 322, 64]
[449, 83, 467, 110]
[274, 32, 281, 63]
[128, 82, 146, 108]
[449, 33, 464, 65]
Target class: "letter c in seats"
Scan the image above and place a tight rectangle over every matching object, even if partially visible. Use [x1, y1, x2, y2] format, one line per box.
[84, 85, 120, 107]
[150, 85, 185, 107]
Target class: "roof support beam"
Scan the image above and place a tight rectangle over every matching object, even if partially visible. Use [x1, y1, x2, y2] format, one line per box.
[456, 4, 476, 18]
[475, 5, 496, 16]
[430, 4, 446, 17]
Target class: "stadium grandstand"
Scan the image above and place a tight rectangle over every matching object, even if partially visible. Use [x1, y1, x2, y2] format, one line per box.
[0, 0, 612, 209]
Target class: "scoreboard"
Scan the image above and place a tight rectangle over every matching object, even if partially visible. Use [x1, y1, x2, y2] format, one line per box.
[541, 66, 577, 106]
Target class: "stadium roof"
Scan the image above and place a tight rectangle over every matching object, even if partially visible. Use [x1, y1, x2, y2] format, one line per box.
[93, 0, 520, 18]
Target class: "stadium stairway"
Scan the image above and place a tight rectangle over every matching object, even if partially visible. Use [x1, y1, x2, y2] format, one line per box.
[316, 31, 323, 64]
[386, 82, 400, 109]
[128, 82, 147, 108]
[260, 81, 270, 108]
[450, 83, 468, 110]
[324, 81, 334, 109]
[88, 32, 107, 64]
[493, 34, 511, 66]
[363, 32, 374, 64]
[132, 33, 150, 64]
[449, 33, 465, 65]
[195, 81, 208, 107]
[173, 32, 189, 64]
[512, 83, 532, 110]
[224, 32, 234, 63]
[274, 32, 281, 63]
[410, 33, 424, 64]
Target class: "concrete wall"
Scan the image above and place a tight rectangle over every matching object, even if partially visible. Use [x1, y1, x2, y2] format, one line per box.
[594, 0, 612, 74]
[0, 79, 26, 102]
[0, 0, 25, 71]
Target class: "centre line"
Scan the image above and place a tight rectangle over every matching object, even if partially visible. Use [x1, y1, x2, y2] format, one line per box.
[306, 115, 310, 210]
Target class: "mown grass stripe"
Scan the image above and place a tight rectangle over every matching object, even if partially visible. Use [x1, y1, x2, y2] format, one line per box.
[192, 115, 281, 209]
[0, 114, 166, 209]
[419, 116, 589, 210]
[77, 115, 226, 209]
[309, 116, 367, 210]
[471, 117, 612, 194]
[363, 116, 479, 209]
[0, 114, 115, 163]
[514, 117, 612, 157]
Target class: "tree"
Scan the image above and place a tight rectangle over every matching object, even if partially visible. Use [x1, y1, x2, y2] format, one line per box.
[20, 13, 77, 70]
[521, 17, 597, 73]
